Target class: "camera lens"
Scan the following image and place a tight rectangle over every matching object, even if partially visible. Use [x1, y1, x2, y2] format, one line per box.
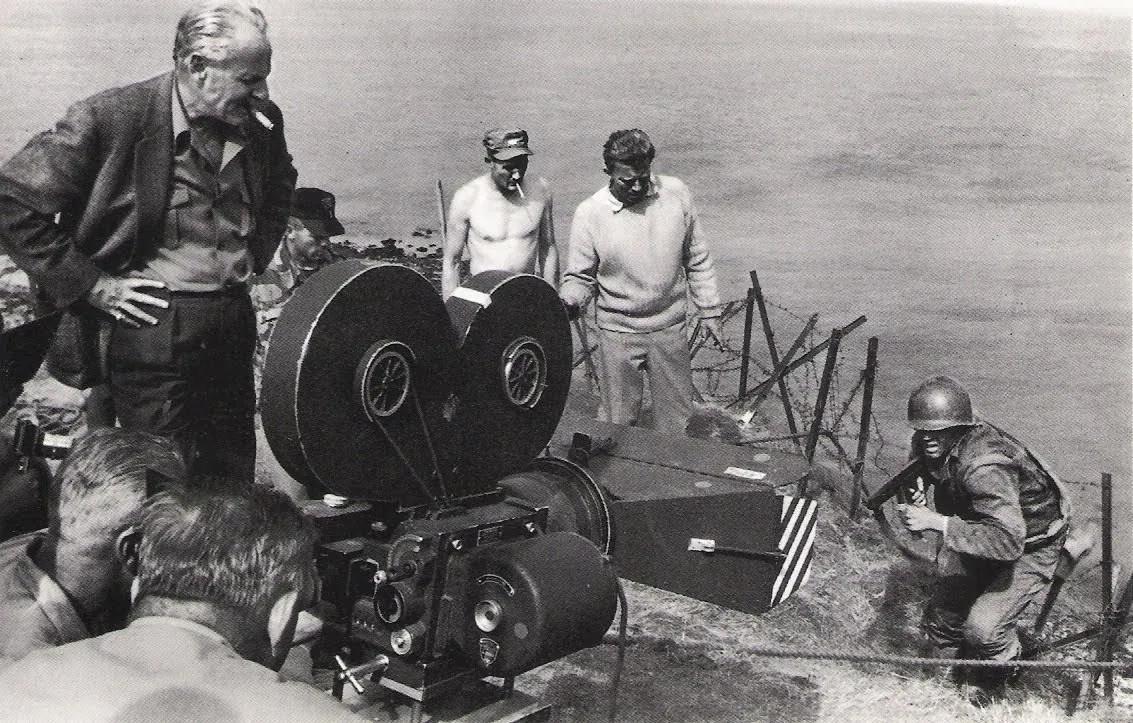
[474, 599, 503, 633]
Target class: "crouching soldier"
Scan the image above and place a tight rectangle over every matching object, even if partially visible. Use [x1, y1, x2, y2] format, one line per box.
[897, 375, 1072, 706]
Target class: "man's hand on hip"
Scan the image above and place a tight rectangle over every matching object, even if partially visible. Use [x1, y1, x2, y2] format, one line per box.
[85, 276, 169, 327]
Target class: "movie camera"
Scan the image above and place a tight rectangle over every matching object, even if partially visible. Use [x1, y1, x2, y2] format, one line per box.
[260, 262, 620, 715]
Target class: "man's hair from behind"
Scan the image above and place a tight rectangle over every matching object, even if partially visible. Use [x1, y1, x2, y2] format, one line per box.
[134, 482, 317, 618]
[603, 129, 656, 170]
[173, 0, 268, 66]
[51, 428, 186, 545]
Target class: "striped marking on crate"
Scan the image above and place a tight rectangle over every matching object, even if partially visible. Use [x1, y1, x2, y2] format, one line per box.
[771, 495, 817, 607]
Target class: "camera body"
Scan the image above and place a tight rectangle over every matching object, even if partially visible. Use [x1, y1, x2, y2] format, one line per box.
[261, 262, 618, 706]
[312, 494, 616, 700]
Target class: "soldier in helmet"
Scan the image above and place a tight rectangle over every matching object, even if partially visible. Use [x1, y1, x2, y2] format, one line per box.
[899, 375, 1072, 706]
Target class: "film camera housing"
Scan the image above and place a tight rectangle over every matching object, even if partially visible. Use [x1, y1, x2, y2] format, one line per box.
[261, 262, 619, 707]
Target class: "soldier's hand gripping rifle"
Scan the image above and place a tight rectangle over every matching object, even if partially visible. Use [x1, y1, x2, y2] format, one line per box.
[864, 456, 930, 544]
[864, 456, 927, 512]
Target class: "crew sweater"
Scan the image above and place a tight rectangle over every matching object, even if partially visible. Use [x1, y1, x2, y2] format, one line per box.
[560, 175, 723, 333]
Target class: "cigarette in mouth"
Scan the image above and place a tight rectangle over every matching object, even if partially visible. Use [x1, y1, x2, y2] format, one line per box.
[514, 185, 525, 199]
[253, 110, 274, 130]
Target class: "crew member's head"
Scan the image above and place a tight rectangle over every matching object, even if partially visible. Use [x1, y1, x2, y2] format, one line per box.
[44, 428, 186, 627]
[131, 481, 319, 670]
[483, 128, 533, 195]
[907, 375, 979, 460]
[285, 187, 343, 280]
[603, 129, 655, 207]
[173, 0, 272, 128]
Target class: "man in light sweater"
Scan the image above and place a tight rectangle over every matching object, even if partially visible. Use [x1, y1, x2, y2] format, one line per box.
[560, 129, 723, 435]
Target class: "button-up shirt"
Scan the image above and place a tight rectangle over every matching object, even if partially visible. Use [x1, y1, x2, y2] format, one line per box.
[138, 89, 254, 291]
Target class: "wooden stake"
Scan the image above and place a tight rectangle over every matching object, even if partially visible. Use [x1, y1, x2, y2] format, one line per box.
[738, 288, 755, 398]
[751, 269, 801, 449]
[737, 313, 818, 414]
[805, 327, 842, 464]
[435, 179, 448, 246]
[849, 337, 878, 519]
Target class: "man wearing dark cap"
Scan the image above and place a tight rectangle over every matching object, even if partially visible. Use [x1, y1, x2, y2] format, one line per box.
[442, 129, 557, 297]
[257, 187, 343, 297]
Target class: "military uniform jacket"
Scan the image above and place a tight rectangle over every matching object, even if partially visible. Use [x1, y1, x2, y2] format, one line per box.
[927, 421, 1071, 563]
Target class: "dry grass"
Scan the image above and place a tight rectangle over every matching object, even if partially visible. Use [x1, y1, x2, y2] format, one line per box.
[3, 247, 1129, 722]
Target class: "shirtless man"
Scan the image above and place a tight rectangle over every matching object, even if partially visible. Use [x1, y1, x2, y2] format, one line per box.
[442, 129, 557, 297]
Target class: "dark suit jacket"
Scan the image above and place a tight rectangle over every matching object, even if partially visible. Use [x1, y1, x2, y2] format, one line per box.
[0, 72, 297, 386]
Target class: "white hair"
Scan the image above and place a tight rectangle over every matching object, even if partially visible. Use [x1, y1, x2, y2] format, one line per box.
[172, 0, 268, 67]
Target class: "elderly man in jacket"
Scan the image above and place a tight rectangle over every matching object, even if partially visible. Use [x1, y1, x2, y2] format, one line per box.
[0, 0, 297, 482]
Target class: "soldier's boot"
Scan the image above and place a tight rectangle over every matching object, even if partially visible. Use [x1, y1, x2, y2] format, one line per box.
[963, 656, 1020, 708]
[921, 645, 965, 688]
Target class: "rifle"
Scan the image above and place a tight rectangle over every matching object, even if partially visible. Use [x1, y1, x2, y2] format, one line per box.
[864, 456, 927, 512]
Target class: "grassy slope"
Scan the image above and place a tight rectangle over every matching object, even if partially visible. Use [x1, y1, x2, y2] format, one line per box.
[2, 242, 1129, 722]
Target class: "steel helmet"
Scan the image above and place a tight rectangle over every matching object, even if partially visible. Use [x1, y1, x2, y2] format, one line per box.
[907, 376, 976, 431]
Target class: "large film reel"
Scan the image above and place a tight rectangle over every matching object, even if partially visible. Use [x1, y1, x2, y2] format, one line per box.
[445, 271, 572, 491]
[261, 261, 462, 504]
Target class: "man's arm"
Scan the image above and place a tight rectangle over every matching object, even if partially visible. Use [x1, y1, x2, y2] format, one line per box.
[442, 184, 473, 298]
[680, 189, 723, 343]
[0, 101, 105, 308]
[0, 98, 169, 325]
[558, 202, 598, 315]
[945, 461, 1028, 560]
[903, 459, 1027, 560]
[250, 101, 298, 274]
[536, 184, 558, 288]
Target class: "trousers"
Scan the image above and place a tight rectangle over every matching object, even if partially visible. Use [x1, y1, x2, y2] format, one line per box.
[107, 289, 256, 483]
[596, 323, 694, 436]
[922, 536, 1062, 662]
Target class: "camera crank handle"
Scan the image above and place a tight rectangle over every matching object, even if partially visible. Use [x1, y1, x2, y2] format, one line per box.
[333, 653, 390, 698]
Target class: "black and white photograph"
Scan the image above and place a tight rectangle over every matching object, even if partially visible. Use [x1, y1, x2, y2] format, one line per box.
[0, 0, 1128, 720]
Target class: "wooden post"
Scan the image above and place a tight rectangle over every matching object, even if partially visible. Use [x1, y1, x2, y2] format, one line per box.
[751, 269, 800, 449]
[804, 327, 842, 463]
[849, 336, 878, 519]
[736, 315, 867, 407]
[1101, 472, 1114, 706]
[740, 313, 818, 414]
[1078, 472, 1116, 712]
[738, 288, 755, 399]
[435, 180, 448, 247]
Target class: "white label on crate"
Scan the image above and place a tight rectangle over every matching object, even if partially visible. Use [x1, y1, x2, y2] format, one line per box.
[724, 466, 766, 481]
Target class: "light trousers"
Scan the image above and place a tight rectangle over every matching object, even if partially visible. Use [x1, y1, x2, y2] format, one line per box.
[596, 323, 693, 436]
